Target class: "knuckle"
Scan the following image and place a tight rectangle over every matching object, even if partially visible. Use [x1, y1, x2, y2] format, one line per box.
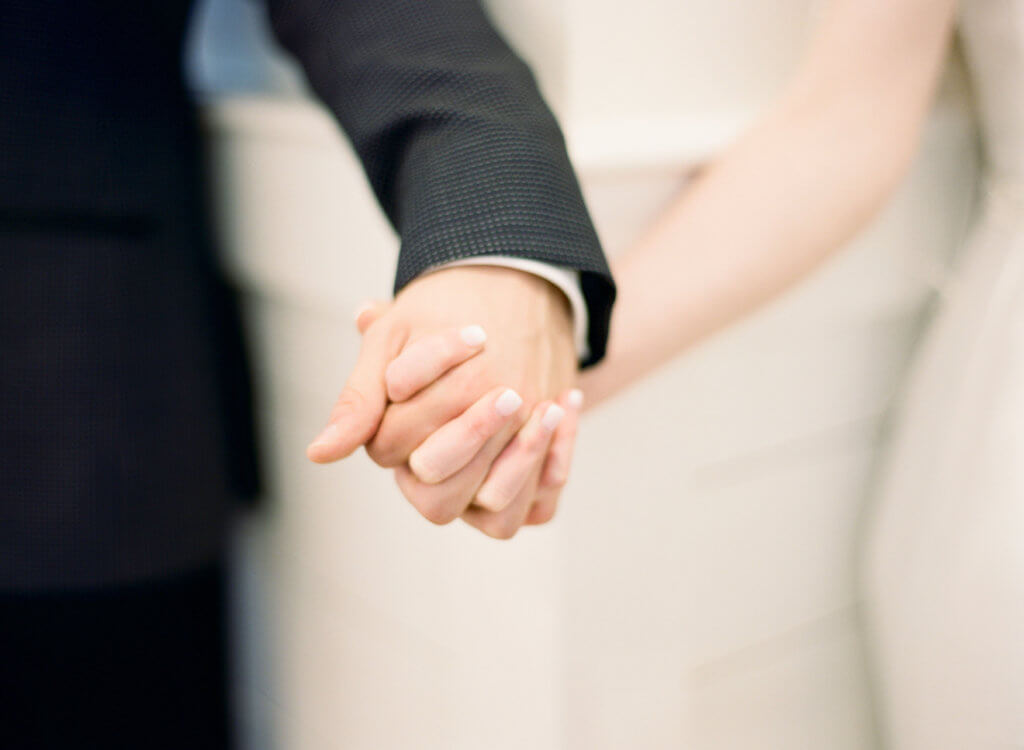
[416, 495, 460, 526]
[524, 426, 549, 452]
[438, 336, 460, 364]
[383, 358, 404, 385]
[366, 431, 404, 467]
[545, 472, 567, 489]
[466, 413, 496, 445]
[532, 503, 558, 525]
[487, 516, 520, 541]
[384, 371, 412, 402]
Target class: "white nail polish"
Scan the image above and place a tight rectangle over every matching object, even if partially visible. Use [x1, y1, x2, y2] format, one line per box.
[459, 325, 487, 347]
[494, 389, 523, 417]
[541, 404, 565, 432]
[567, 389, 584, 409]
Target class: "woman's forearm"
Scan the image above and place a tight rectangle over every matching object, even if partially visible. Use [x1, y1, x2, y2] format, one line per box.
[579, 0, 958, 406]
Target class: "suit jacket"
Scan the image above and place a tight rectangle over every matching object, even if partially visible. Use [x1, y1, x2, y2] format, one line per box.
[0, 0, 614, 589]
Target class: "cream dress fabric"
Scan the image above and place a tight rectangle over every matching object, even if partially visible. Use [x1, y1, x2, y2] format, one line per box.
[862, 1, 1024, 747]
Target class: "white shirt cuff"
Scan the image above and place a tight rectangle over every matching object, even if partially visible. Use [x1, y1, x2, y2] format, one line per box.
[427, 256, 590, 363]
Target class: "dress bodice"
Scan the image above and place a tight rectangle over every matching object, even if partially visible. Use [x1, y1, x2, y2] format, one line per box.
[960, 0, 1024, 178]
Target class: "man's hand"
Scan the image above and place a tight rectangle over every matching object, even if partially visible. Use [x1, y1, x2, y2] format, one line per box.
[307, 266, 576, 535]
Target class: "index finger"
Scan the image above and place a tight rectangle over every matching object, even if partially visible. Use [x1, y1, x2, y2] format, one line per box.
[384, 325, 488, 402]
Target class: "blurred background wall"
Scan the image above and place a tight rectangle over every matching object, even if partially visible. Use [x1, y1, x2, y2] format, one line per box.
[189, 1, 981, 747]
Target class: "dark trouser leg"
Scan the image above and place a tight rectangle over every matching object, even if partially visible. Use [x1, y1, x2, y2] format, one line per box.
[0, 561, 232, 750]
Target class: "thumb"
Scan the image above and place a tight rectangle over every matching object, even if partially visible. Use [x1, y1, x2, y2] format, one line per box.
[307, 322, 404, 463]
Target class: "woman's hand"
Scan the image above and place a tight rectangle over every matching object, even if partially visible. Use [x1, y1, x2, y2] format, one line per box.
[355, 300, 583, 538]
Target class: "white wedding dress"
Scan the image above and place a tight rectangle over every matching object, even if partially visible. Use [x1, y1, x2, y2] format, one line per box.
[862, 0, 1024, 747]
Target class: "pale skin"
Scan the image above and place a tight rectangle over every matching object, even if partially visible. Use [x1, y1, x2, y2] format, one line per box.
[349, 295, 583, 537]
[307, 264, 580, 538]
[345, 0, 960, 538]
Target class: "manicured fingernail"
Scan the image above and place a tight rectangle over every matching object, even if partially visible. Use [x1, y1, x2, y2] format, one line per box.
[541, 404, 565, 432]
[460, 325, 487, 347]
[494, 389, 523, 417]
[309, 423, 341, 451]
[567, 389, 584, 409]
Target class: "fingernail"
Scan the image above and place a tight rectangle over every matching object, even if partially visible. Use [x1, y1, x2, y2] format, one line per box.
[309, 423, 341, 451]
[352, 301, 375, 322]
[567, 389, 584, 409]
[541, 404, 565, 432]
[459, 325, 487, 347]
[494, 388, 523, 417]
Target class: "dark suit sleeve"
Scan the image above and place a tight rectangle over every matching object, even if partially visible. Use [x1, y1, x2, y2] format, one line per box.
[266, 0, 614, 365]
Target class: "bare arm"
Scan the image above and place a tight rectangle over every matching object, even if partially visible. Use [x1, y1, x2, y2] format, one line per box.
[348, 0, 960, 530]
[579, 0, 959, 405]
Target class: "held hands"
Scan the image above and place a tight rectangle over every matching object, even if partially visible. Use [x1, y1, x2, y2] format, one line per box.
[307, 266, 583, 539]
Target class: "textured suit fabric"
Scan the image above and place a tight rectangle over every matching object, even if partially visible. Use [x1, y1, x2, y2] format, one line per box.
[0, 0, 253, 590]
[266, 0, 615, 358]
[0, 0, 613, 590]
